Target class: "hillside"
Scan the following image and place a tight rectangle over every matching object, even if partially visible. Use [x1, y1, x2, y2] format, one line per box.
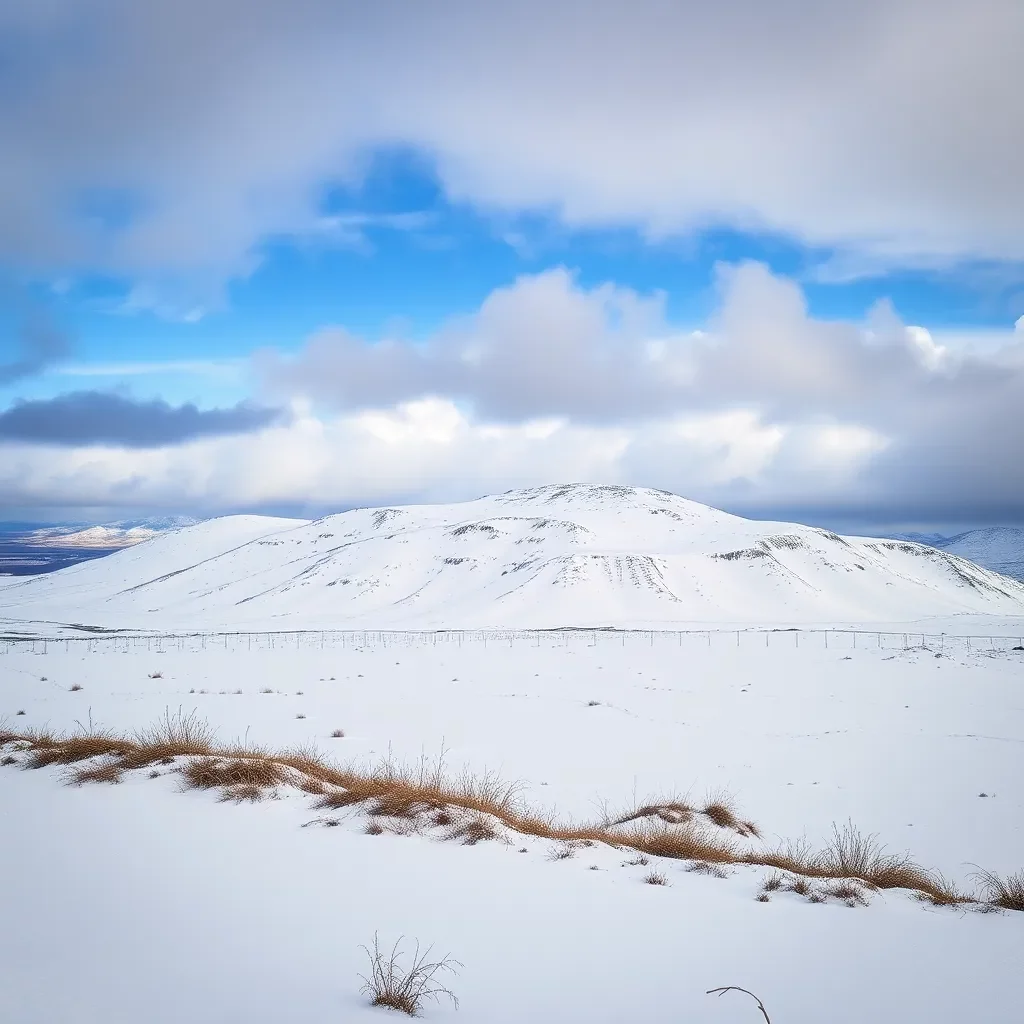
[935, 527, 1024, 582]
[2, 484, 1023, 633]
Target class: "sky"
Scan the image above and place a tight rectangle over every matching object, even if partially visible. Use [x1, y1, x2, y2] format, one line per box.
[1, 0, 1023, 532]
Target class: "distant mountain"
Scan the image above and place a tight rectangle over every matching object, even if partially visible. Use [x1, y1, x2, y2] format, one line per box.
[889, 531, 949, 547]
[2, 485, 1022, 632]
[25, 516, 203, 549]
[0, 516, 204, 576]
[891, 527, 1024, 583]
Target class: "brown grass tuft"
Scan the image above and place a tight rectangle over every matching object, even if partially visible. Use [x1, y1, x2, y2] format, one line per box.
[181, 755, 285, 792]
[627, 823, 738, 864]
[643, 870, 668, 885]
[973, 869, 1024, 911]
[70, 760, 125, 785]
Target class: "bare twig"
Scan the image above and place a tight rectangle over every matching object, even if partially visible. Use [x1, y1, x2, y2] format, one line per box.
[707, 986, 772, 1023]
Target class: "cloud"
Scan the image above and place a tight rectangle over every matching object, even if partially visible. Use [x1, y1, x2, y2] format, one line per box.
[0, 392, 285, 447]
[1, 0, 1023, 295]
[2, 263, 1021, 525]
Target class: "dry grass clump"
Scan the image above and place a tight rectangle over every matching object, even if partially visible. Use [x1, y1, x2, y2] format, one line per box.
[814, 822, 957, 900]
[643, 870, 668, 886]
[219, 783, 266, 803]
[687, 860, 730, 879]
[330, 729, 345, 738]
[71, 760, 126, 785]
[3, 714, 1020, 915]
[359, 934, 461, 1017]
[627, 823, 739, 864]
[611, 799, 694, 827]
[443, 815, 498, 846]
[973, 869, 1024, 911]
[181, 755, 285, 792]
[547, 843, 576, 861]
[69, 684, 83, 692]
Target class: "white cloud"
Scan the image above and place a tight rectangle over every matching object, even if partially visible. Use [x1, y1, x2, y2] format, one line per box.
[2, 0, 1023, 293]
[3, 262, 1022, 523]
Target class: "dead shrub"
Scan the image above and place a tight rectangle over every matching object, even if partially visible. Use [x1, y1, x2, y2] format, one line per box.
[761, 872, 785, 892]
[755, 892, 771, 902]
[359, 934, 461, 1017]
[69, 684, 83, 692]
[643, 870, 668, 886]
[148, 672, 163, 679]
[330, 729, 345, 738]
[547, 843, 576, 861]
[625, 854, 650, 867]
[2, 755, 19, 766]
[364, 822, 384, 835]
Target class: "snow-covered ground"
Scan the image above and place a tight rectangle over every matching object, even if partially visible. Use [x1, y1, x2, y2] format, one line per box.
[2, 630, 1022, 1022]
[3, 485, 1023, 634]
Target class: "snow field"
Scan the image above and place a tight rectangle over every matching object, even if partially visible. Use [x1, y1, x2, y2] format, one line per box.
[1, 631, 1023, 1022]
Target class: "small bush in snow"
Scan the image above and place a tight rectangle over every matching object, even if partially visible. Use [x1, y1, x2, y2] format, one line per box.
[359, 934, 461, 1017]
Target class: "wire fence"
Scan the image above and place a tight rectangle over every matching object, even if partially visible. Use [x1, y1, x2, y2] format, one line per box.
[2, 626, 1023, 656]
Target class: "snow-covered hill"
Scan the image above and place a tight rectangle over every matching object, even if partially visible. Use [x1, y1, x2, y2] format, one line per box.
[27, 516, 203, 549]
[2, 484, 1023, 632]
[933, 527, 1024, 583]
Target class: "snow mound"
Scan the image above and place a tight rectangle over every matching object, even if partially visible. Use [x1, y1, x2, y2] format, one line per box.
[2, 484, 1023, 632]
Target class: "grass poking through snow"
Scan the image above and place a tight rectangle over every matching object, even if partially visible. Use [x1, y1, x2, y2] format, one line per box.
[359, 934, 461, 1017]
[0, 712, 1016, 912]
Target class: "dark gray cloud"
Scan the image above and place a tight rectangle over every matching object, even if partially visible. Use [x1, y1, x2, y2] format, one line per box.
[0, 0, 1022, 295]
[0, 391, 284, 447]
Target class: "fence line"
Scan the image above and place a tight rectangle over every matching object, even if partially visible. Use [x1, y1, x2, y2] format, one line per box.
[2, 626, 1022, 656]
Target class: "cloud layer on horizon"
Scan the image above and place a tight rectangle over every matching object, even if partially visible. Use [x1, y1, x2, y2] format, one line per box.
[1, 264, 1021, 526]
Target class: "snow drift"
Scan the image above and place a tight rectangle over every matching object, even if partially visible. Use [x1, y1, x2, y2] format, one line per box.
[2, 484, 1023, 632]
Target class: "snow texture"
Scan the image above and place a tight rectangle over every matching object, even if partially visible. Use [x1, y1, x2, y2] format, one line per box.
[2, 630, 1022, 1023]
